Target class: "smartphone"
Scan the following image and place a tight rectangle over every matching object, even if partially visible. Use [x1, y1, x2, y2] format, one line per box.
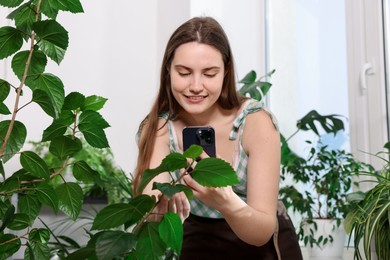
[182, 126, 216, 157]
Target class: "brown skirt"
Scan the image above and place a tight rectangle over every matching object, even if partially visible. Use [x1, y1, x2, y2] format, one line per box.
[180, 204, 303, 260]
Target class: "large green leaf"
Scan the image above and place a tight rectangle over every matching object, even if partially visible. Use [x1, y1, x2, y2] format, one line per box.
[0, 26, 23, 59]
[11, 2, 36, 35]
[24, 241, 51, 260]
[0, 234, 21, 258]
[32, 89, 56, 118]
[63, 92, 85, 110]
[27, 73, 65, 118]
[296, 110, 345, 135]
[41, 116, 73, 141]
[0, 79, 10, 101]
[37, 38, 66, 64]
[191, 158, 239, 187]
[0, 205, 15, 232]
[78, 124, 109, 148]
[56, 182, 83, 220]
[92, 195, 155, 230]
[7, 213, 31, 230]
[35, 182, 59, 213]
[39, 0, 60, 19]
[153, 183, 193, 200]
[55, 0, 84, 13]
[72, 160, 99, 182]
[18, 193, 41, 222]
[12, 50, 47, 80]
[49, 135, 82, 160]
[135, 222, 166, 260]
[0, 102, 11, 115]
[159, 212, 183, 255]
[0, 0, 24, 7]
[79, 110, 110, 129]
[29, 228, 50, 243]
[81, 95, 107, 111]
[95, 231, 137, 260]
[138, 152, 187, 194]
[33, 20, 68, 50]
[20, 151, 50, 179]
[0, 120, 27, 162]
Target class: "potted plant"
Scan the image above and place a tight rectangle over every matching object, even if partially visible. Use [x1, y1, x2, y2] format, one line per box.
[344, 143, 390, 260]
[238, 70, 373, 258]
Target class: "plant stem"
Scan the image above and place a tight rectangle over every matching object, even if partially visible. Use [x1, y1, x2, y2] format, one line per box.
[0, 0, 42, 157]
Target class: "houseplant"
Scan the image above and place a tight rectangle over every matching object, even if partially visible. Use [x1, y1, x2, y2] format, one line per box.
[0, 2, 238, 259]
[344, 143, 390, 260]
[239, 70, 372, 258]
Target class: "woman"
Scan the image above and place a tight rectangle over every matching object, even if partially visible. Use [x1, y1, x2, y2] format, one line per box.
[133, 16, 302, 260]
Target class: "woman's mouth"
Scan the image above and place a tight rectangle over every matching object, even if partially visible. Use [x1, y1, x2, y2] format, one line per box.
[185, 95, 207, 103]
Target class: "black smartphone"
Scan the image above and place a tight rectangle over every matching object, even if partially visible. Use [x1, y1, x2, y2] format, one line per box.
[182, 126, 216, 157]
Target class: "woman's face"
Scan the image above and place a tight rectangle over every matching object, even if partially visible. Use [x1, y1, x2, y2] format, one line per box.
[169, 42, 225, 116]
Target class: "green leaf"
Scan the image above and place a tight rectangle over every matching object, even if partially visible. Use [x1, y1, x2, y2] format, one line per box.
[36, 182, 59, 213]
[92, 195, 155, 230]
[49, 135, 82, 160]
[0, 120, 27, 162]
[39, 0, 59, 19]
[136, 222, 166, 260]
[32, 89, 56, 118]
[20, 151, 50, 179]
[82, 95, 107, 111]
[191, 157, 239, 187]
[41, 116, 73, 141]
[56, 0, 84, 13]
[12, 2, 36, 35]
[153, 183, 193, 200]
[0, 79, 11, 101]
[159, 212, 183, 254]
[72, 160, 99, 182]
[0, 205, 15, 232]
[18, 193, 41, 222]
[37, 38, 66, 64]
[0, 0, 24, 7]
[24, 241, 51, 260]
[33, 20, 69, 50]
[29, 228, 50, 243]
[183, 144, 202, 160]
[65, 247, 96, 260]
[138, 152, 188, 193]
[297, 110, 345, 136]
[78, 124, 109, 148]
[63, 92, 85, 110]
[79, 110, 110, 129]
[27, 73, 65, 118]
[7, 213, 31, 230]
[0, 233, 21, 258]
[0, 102, 11, 115]
[56, 182, 83, 220]
[239, 70, 256, 84]
[95, 231, 137, 260]
[11, 50, 47, 80]
[0, 26, 23, 59]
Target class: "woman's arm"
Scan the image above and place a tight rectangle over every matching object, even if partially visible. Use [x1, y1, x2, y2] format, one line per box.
[183, 110, 280, 246]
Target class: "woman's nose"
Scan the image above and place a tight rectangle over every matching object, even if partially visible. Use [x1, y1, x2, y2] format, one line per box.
[189, 76, 203, 93]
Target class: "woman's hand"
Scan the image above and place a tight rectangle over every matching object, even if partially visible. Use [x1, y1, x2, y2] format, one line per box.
[148, 191, 190, 223]
[182, 174, 236, 213]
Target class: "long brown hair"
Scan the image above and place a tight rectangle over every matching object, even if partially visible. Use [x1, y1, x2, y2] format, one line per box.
[133, 16, 245, 193]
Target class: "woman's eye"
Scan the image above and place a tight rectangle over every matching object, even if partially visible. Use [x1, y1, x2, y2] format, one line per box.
[204, 73, 217, 78]
[178, 72, 190, 77]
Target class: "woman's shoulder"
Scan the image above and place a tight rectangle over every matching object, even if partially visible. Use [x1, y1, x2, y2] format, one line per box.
[243, 99, 279, 131]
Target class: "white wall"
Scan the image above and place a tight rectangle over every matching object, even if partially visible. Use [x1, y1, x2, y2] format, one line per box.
[0, 1, 265, 177]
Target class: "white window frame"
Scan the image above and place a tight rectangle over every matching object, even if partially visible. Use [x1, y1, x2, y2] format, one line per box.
[345, 0, 388, 173]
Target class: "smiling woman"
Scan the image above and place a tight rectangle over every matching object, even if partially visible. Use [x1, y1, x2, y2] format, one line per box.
[133, 16, 302, 259]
